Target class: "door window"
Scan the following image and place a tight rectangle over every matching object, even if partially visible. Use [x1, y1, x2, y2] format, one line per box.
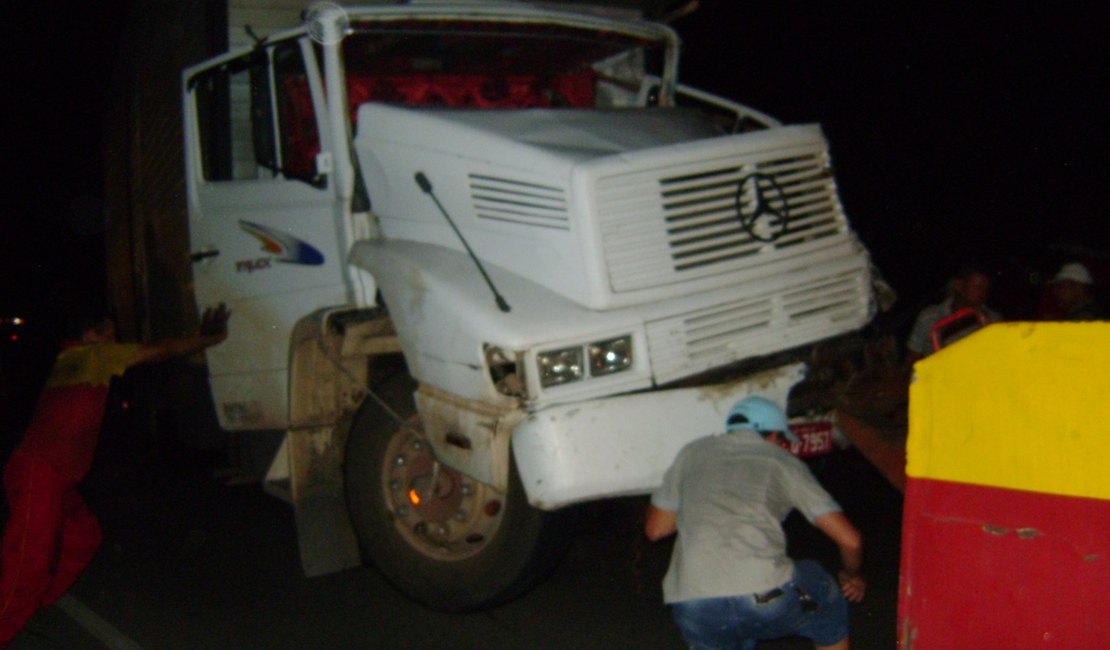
[192, 41, 325, 187]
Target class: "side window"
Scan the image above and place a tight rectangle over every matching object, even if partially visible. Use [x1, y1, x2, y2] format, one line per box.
[192, 42, 325, 187]
[193, 51, 268, 181]
[250, 51, 277, 175]
[273, 42, 324, 186]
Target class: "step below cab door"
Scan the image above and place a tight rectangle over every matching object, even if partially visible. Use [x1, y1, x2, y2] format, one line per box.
[184, 39, 348, 430]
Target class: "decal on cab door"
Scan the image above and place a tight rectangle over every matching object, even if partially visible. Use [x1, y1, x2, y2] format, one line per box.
[238, 220, 325, 267]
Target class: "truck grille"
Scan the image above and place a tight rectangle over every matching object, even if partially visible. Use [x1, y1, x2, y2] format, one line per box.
[645, 268, 868, 384]
[596, 145, 845, 292]
[469, 174, 570, 231]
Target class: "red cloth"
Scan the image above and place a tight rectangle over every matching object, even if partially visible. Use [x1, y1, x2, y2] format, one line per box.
[345, 70, 598, 128]
[279, 76, 321, 180]
[0, 452, 103, 645]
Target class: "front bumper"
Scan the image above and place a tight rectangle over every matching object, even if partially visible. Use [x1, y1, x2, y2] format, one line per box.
[511, 362, 806, 509]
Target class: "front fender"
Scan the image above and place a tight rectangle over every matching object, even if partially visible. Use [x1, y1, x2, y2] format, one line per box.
[349, 239, 639, 402]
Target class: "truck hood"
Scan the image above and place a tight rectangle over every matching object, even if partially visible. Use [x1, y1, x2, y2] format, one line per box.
[354, 104, 722, 167]
[351, 102, 861, 328]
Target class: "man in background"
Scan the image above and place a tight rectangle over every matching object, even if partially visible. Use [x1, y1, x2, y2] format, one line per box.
[905, 266, 1001, 363]
[1044, 262, 1103, 321]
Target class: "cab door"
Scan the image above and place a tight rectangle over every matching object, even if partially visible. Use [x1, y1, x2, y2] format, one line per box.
[185, 39, 348, 430]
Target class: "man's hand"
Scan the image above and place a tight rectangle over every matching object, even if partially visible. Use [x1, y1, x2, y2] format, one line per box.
[199, 303, 230, 340]
[837, 569, 866, 603]
[814, 511, 865, 603]
[133, 303, 232, 366]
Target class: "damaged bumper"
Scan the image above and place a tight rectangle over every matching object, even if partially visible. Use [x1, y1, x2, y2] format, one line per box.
[511, 362, 806, 509]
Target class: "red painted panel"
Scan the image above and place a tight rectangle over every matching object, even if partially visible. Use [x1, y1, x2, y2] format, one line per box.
[898, 478, 1110, 648]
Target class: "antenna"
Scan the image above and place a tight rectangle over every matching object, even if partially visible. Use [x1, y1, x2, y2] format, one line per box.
[414, 172, 511, 313]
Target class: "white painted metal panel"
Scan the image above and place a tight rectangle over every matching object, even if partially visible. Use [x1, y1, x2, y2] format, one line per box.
[512, 363, 807, 509]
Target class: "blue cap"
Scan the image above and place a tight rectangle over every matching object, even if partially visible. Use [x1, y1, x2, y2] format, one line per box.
[725, 396, 798, 443]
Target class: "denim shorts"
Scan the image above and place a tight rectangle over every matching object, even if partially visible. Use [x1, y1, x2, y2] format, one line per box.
[670, 560, 848, 650]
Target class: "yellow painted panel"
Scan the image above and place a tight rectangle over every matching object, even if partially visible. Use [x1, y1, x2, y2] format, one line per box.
[907, 322, 1110, 499]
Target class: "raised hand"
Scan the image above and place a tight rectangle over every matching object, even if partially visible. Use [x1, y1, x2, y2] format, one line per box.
[199, 303, 231, 339]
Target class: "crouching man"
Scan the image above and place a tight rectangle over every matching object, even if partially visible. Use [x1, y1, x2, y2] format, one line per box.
[645, 396, 866, 650]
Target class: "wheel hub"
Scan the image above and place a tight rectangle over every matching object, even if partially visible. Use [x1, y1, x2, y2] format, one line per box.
[381, 422, 504, 560]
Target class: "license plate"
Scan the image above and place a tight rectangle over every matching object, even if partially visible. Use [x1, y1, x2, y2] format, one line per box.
[787, 420, 834, 458]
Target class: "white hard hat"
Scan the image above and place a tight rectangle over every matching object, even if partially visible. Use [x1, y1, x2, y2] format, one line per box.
[1049, 262, 1093, 285]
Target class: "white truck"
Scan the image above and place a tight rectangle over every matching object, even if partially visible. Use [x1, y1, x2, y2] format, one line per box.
[184, 1, 880, 610]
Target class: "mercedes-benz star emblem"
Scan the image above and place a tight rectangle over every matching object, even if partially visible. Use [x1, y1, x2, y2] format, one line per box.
[735, 173, 789, 242]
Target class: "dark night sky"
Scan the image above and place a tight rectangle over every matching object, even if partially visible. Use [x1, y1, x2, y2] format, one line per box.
[673, 2, 1105, 311]
[2, 2, 1105, 322]
[2, 2, 126, 312]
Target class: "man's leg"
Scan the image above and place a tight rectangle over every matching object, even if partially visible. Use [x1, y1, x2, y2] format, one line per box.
[792, 560, 850, 650]
[0, 454, 66, 645]
[39, 487, 102, 606]
[670, 597, 756, 650]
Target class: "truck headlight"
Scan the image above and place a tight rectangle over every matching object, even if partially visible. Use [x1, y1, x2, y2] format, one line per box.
[588, 335, 633, 377]
[537, 334, 634, 388]
[537, 346, 585, 387]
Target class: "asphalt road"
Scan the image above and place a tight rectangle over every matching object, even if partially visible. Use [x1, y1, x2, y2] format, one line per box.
[7, 421, 902, 650]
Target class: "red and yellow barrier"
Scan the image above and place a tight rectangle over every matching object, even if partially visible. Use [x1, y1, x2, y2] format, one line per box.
[898, 323, 1110, 647]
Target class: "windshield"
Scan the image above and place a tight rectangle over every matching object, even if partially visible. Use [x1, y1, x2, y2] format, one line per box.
[342, 20, 667, 118]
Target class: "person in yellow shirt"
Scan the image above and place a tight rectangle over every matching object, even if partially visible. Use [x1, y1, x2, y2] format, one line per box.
[0, 305, 229, 645]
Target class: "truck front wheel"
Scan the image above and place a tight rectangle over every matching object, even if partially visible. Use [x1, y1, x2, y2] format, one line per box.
[344, 378, 568, 611]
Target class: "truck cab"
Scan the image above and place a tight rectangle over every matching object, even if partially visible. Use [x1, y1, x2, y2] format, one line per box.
[183, 2, 878, 610]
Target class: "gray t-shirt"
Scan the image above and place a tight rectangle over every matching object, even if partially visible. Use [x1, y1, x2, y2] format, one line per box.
[651, 431, 841, 603]
[906, 297, 1001, 356]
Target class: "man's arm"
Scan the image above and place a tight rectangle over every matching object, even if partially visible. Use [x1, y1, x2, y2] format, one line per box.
[904, 306, 936, 367]
[644, 505, 677, 542]
[132, 304, 230, 366]
[813, 511, 866, 602]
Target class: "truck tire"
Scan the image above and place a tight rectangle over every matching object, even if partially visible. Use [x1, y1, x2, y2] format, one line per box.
[344, 368, 569, 612]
